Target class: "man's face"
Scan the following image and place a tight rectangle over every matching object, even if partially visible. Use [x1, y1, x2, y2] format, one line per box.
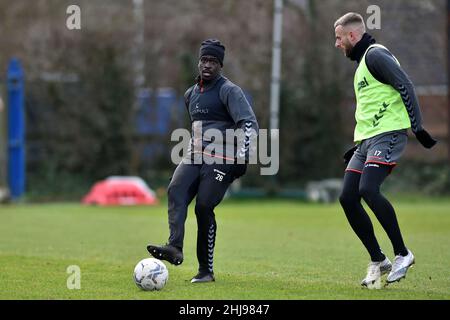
[198, 55, 221, 82]
[335, 25, 354, 57]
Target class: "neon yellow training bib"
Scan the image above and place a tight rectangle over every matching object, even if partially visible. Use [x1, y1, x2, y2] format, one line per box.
[353, 44, 411, 143]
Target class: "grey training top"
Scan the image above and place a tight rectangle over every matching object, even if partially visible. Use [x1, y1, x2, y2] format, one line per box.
[184, 75, 259, 163]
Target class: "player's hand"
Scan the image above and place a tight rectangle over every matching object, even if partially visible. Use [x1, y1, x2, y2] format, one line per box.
[343, 146, 358, 165]
[415, 129, 437, 149]
[233, 163, 247, 179]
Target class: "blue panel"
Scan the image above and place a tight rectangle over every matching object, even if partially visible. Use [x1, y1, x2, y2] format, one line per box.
[7, 58, 25, 199]
[135, 89, 152, 135]
[155, 88, 176, 135]
[135, 88, 180, 136]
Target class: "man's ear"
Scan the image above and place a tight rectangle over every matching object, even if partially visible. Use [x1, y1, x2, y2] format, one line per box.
[348, 31, 355, 42]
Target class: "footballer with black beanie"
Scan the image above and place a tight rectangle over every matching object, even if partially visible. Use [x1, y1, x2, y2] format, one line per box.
[147, 39, 259, 283]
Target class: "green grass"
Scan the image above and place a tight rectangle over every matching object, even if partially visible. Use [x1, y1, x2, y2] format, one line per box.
[0, 198, 449, 300]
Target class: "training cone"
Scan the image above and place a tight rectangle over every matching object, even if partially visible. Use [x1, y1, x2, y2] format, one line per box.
[82, 176, 159, 206]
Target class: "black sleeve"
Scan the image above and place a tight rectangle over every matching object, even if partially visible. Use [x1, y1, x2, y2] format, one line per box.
[365, 48, 424, 133]
[220, 82, 259, 162]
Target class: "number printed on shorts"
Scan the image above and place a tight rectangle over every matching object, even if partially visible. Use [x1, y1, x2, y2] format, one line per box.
[213, 169, 227, 182]
[374, 150, 382, 156]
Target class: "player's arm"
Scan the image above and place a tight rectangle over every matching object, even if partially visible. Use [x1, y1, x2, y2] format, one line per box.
[184, 86, 195, 122]
[366, 48, 437, 148]
[184, 86, 197, 157]
[220, 83, 259, 172]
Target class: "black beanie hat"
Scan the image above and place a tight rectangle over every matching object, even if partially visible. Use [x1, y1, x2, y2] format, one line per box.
[199, 39, 225, 67]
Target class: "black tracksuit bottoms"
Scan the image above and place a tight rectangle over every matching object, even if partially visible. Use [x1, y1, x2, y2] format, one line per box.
[167, 161, 236, 274]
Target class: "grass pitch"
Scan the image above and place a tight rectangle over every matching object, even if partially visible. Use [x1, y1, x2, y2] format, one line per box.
[0, 198, 449, 300]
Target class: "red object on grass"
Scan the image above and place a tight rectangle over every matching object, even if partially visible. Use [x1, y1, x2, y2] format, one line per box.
[82, 176, 159, 206]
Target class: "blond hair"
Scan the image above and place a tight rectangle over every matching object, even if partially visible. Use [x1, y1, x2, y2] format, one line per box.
[334, 12, 366, 32]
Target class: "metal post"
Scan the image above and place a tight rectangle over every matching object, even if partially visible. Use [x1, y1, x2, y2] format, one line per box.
[270, 0, 284, 132]
[130, 0, 146, 174]
[133, 0, 146, 94]
[266, 0, 283, 188]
